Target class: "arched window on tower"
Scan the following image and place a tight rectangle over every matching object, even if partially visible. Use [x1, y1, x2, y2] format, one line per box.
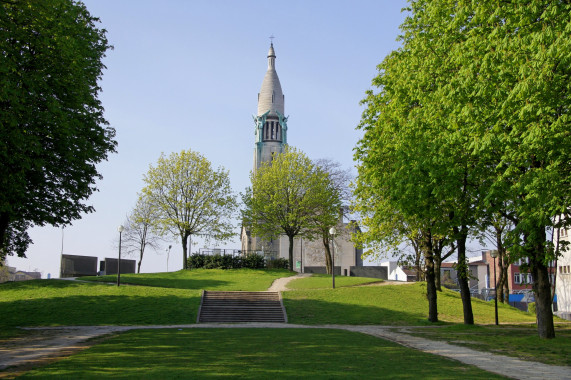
[271, 121, 275, 140]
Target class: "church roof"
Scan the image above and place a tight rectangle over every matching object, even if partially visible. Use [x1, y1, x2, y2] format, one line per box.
[257, 43, 284, 117]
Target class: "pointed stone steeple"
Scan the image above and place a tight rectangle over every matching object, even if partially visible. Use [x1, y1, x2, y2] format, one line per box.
[253, 43, 288, 172]
[257, 43, 284, 117]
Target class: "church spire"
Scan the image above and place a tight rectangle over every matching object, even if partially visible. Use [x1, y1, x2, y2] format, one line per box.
[253, 42, 288, 172]
[267, 42, 276, 70]
[257, 42, 284, 117]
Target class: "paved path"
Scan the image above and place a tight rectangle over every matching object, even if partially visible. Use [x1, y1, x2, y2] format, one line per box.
[267, 272, 310, 291]
[2, 275, 570, 379]
[2, 323, 570, 379]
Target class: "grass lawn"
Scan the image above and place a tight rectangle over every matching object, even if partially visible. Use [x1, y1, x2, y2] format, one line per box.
[0, 280, 201, 330]
[283, 282, 539, 325]
[17, 328, 505, 379]
[404, 324, 571, 366]
[81, 268, 294, 291]
[286, 273, 381, 289]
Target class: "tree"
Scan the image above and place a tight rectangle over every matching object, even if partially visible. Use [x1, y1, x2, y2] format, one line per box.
[141, 150, 237, 270]
[0, 0, 116, 261]
[242, 147, 340, 272]
[313, 159, 352, 274]
[355, 0, 570, 337]
[121, 195, 163, 273]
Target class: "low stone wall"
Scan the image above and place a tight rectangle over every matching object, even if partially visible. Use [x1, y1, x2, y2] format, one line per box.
[349, 266, 388, 280]
[303, 266, 341, 275]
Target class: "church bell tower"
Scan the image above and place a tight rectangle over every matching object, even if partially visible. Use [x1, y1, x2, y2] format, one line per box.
[253, 43, 288, 172]
[242, 42, 289, 255]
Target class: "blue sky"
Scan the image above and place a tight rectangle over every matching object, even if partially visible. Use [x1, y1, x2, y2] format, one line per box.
[8, 0, 411, 276]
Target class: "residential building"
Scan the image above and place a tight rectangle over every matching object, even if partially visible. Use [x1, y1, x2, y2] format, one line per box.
[555, 225, 571, 319]
[380, 261, 417, 282]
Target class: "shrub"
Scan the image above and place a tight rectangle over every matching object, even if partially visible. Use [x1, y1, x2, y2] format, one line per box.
[186, 253, 270, 270]
[267, 258, 289, 269]
[242, 254, 265, 269]
[528, 302, 536, 314]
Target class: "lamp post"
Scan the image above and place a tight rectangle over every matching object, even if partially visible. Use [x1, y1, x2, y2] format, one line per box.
[490, 249, 499, 325]
[166, 245, 172, 272]
[329, 227, 336, 289]
[117, 225, 124, 286]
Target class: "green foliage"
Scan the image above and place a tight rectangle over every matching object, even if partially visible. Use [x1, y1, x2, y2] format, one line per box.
[17, 329, 503, 379]
[266, 257, 289, 270]
[528, 302, 536, 315]
[242, 147, 341, 270]
[0, 0, 116, 259]
[142, 150, 237, 269]
[353, 0, 570, 337]
[186, 254, 288, 270]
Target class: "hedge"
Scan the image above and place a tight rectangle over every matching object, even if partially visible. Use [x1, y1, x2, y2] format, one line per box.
[187, 253, 288, 270]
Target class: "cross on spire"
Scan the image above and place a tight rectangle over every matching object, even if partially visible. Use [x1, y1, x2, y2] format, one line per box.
[269, 34, 275, 45]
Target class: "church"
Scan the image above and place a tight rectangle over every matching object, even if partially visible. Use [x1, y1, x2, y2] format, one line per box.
[240, 43, 364, 276]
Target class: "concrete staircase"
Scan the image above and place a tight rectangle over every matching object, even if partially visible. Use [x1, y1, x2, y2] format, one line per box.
[197, 291, 287, 323]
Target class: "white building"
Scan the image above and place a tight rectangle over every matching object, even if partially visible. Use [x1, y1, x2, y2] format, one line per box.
[379, 261, 416, 282]
[555, 225, 571, 320]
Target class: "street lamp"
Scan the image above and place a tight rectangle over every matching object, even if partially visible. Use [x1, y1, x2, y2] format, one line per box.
[490, 249, 499, 325]
[117, 225, 124, 286]
[329, 227, 336, 289]
[166, 245, 172, 272]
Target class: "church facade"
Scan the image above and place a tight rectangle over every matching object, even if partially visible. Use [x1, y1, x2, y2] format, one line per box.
[241, 43, 363, 275]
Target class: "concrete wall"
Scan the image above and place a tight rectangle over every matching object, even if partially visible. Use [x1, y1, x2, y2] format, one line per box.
[102, 258, 136, 275]
[60, 254, 98, 278]
[349, 266, 388, 280]
[303, 266, 341, 275]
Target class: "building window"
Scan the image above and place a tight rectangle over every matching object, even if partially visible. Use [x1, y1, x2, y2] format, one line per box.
[514, 273, 521, 284]
[526, 274, 533, 284]
[561, 228, 568, 238]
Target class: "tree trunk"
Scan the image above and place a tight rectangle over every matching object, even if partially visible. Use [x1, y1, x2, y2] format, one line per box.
[495, 227, 509, 304]
[434, 246, 442, 291]
[497, 263, 505, 304]
[0, 213, 10, 257]
[182, 233, 189, 270]
[422, 229, 438, 323]
[528, 228, 555, 339]
[137, 251, 143, 274]
[455, 227, 474, 325]
[322, 233, 332, 274]
[288, 234, 294, 271]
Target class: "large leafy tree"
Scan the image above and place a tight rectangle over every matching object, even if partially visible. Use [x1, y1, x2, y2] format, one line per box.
[242, 147, 341, 272]
[0, 0, 116, 260]
[141, 150, 237, 270]
[354, 0, 570, 337]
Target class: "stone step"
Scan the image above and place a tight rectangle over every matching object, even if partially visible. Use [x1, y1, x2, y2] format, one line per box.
[198, 290, 287, 323]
